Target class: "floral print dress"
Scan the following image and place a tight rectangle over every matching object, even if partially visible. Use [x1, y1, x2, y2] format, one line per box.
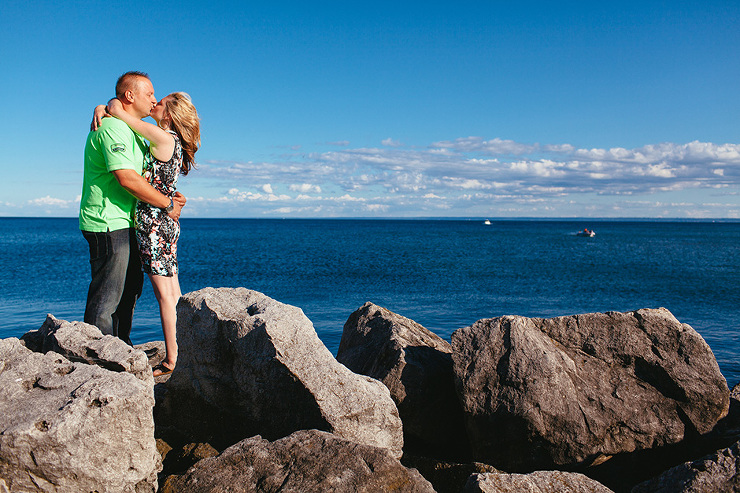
[135, 130, 182, 276]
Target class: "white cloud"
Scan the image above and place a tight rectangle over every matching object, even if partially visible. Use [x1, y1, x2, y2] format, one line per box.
[28, 196, 77, 207]
[442, 177, 490, 190]
[290, 183, 322, 193]
[644, 164, 676, 178]
[28, 195, 72, 207]
[382, 138, 402, 147]
[172, 138, 740, 218]
[432, 137, 537, 155]
[1, 195, 81, 217]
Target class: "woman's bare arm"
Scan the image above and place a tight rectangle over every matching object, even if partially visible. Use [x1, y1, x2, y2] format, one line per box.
[107, 99, 175, 162]
[90, 105, 110, 131]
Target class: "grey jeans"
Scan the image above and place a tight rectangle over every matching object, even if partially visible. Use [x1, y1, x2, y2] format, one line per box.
[82, 228, 143, 345]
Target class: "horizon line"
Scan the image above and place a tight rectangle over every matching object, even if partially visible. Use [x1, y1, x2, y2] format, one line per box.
[2, 216, 739, 222]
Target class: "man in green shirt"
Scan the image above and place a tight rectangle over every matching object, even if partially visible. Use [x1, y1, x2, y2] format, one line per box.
[79, 71, 185, 345]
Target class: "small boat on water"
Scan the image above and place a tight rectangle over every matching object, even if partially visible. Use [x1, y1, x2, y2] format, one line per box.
[576, 228, 596, 237]
[484, 219, 491, 225]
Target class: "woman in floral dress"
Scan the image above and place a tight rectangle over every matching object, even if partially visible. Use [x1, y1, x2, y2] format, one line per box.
[105, 93, 200, 377]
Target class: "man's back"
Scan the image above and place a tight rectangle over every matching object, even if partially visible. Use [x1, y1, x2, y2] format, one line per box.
[79, 117, 148, 233]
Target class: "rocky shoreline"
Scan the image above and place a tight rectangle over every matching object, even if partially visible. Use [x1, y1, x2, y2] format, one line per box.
[1, 287, 738, 492]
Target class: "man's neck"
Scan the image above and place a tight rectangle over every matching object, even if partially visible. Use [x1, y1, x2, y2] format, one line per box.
[120, 104, 144, 119]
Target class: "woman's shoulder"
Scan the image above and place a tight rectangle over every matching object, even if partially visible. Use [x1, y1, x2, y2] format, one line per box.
[167, 129, 181, 145]
[168, 130, 183, 164]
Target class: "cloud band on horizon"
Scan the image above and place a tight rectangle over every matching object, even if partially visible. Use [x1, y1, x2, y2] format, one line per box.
[10, 138, 740, 218]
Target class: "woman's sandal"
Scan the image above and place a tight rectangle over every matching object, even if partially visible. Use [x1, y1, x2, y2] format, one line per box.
[152, 362, 175, 377]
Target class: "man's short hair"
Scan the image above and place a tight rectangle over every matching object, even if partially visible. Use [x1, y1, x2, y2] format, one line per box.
[115, 71, 150, 99]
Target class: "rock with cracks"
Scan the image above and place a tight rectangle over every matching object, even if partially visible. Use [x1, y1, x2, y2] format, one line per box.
[0, 336, 159, 492]
[451, 308, 729, 471]
[632, 440, 740, 493]
[161, 287, 403, 456]
[163, 429, 434, 493]
[463, 471, 615, 493]
[21, 314, 153, 383]
[337, 301, 469, 459]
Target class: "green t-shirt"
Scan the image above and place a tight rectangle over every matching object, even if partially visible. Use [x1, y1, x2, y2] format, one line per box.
[79, 117, 149, 232]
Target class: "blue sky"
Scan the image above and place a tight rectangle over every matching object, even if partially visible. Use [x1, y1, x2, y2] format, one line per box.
[2, 0, 739, 218]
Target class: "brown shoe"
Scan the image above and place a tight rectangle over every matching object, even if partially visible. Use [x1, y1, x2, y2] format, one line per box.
[152, 362, 175, 377]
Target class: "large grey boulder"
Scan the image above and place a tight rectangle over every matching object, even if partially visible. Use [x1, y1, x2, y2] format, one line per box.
[632, 440, 740, 493]
[464, 471, 614, 492]
[22, 314, 153, 383]
[163, 429, 434, 493]
[337, 302, 469, 458]
[401, 456, 501, 493]
[0, 336, 160, 492]
[162, 287, 403, 457]
[451, 308, 729, 470]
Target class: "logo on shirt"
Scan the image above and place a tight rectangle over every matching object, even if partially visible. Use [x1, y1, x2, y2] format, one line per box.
[110, 143, 126, 153]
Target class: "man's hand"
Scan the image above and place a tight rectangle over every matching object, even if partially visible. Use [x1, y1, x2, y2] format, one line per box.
[169, 192, 186, 221]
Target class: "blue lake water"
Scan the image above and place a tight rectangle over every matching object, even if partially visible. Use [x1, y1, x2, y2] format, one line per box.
[1, 217, 738, 385]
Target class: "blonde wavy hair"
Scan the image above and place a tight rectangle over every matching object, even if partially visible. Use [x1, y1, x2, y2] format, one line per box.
[160, 92, 200, 175]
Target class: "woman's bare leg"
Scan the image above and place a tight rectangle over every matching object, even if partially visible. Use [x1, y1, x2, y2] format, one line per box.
[149, 273, 182, 373]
